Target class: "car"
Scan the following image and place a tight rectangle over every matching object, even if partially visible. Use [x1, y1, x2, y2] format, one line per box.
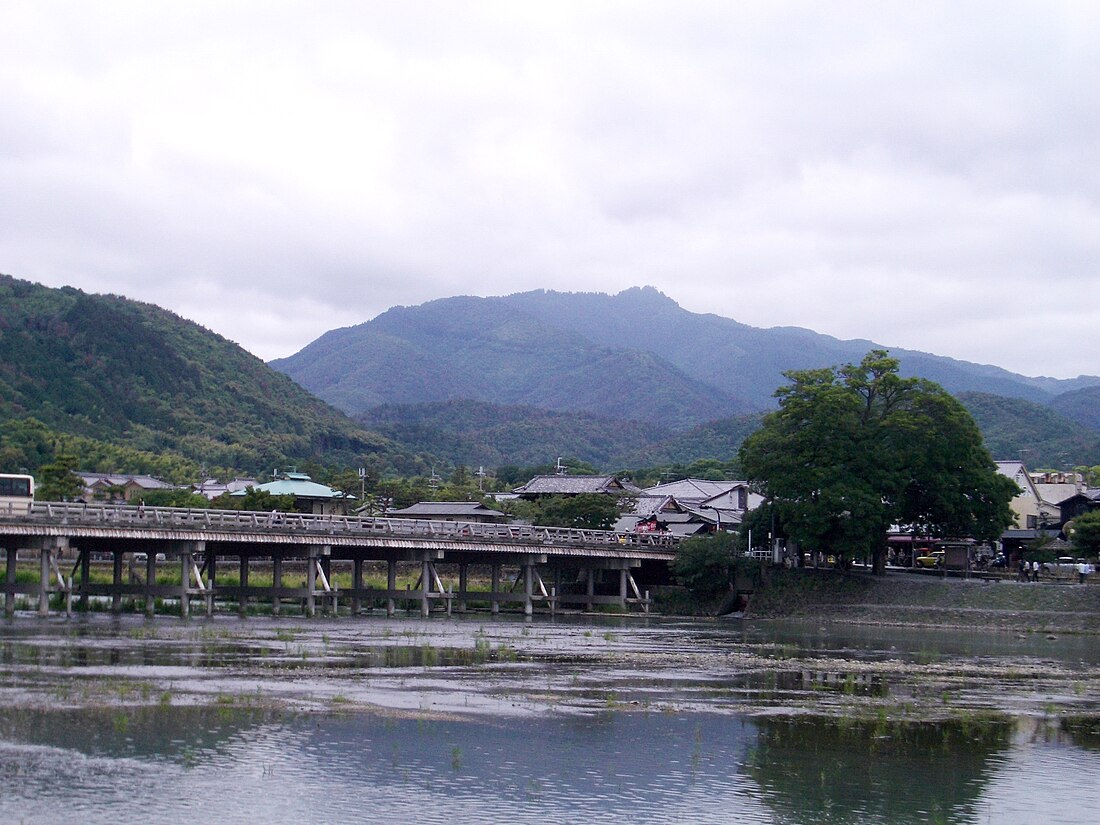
[132, 552, 167, 563]
[1042, 556, 1080, 576]
[915, 549, 944, 568]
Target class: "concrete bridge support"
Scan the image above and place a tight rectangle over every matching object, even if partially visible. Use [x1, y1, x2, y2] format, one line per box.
[272, 555, 283, 615]
[239, 555, 250, 617]
[386, 559, 396, 617]
[3, 544, 16, 617]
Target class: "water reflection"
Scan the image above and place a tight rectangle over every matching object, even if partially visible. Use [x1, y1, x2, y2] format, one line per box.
[744, 715, 1012, 824]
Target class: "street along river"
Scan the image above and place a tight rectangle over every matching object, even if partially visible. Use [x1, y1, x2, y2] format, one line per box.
[1, 613, 1098, 824]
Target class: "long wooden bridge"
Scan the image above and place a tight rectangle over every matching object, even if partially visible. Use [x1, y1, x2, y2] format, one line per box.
[0, 502, 680, 618]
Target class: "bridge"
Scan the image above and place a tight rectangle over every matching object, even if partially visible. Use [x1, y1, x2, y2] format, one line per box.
[0, 502, 680, 619]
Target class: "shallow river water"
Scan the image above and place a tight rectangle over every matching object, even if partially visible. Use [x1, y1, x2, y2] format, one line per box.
[1, 612, 1098, 824]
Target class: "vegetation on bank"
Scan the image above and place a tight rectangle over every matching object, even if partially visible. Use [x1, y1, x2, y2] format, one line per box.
[740, 351, 1017, 574]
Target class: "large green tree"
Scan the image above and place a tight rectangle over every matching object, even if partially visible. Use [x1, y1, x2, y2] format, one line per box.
[740, 351, 1016, 574]
[1069, 510, 1100, 558]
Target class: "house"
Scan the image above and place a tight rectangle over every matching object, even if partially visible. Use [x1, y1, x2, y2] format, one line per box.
[513, 474, 641, 499]
[639, 478, 763, 530]
[230, 472, 352, 515]
[77, 472, 174, 503]
[1058, 489, 1100, 527]
[1032, 471, 1083, 509]
[613, 494, 716, 538]
[995, 461, 1060, 530]
[192, 477, 258, 501]
[384, 501, 510, 523]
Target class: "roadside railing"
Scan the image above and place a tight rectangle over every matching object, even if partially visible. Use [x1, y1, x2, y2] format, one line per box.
[8, 501, 681, 551]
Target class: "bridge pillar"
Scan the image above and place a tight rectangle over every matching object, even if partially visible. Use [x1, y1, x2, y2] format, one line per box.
[272, 555, 283, 615]
[352, 558, 363, 615]
[306, 550, 317, 618]
[458, 564, 468, 613]
[206, 549, 217, 617]
[586, 568, 595, 612]
[4, 544, 16, 616]
[420, 558, 431, 618]
[179, 545, 191, 619]
[145, 550, 156, 617]
[80, 548, 90, 612]
[109, 551, 123, 614]
[386, 559, 396, 616]
[39, 543, 51, 616]
[239, 555, 249, 617]
[490, 563, 501, 615]
[619, 567, 628, 609]
[523, 562, 534, 618]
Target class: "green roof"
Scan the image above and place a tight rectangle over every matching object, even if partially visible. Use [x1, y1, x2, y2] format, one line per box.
[232, 478, 345, 499]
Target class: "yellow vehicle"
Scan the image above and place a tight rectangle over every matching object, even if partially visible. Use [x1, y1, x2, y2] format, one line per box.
[915, 549, 944, 568]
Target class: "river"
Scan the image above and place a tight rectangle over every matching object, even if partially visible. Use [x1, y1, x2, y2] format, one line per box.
[1, 612, 1098, 824]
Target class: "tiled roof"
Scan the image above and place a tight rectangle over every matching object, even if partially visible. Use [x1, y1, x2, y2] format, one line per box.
[386, 501, 509, 520]
[641, 478, 748, 501]
[513, 475, 631, 495]
[78, 472, 173, 490]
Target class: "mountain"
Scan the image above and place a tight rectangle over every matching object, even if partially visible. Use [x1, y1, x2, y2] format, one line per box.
[956, 392, 1100, 467]
[272, 293, 745, 429]
[1048, 386, 1100, 432]
[0, 274, 413, 477]
[274, 287, 1100, 426]
[359, 400, 669, 469]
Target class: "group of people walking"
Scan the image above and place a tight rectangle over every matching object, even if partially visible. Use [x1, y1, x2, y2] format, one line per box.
[1017, 557, 1094, 583]
[1017, 559, 1043, 582]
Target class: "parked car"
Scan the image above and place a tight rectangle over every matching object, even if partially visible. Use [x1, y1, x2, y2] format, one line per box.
[1042, 556, 1079, 576]
[132, 552, 167, 563]
[915, 550, 944, 568]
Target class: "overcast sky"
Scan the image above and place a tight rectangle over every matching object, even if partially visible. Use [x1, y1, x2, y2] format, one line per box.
[2, 1, 1098, 378]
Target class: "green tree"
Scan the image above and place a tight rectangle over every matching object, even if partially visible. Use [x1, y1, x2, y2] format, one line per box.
[212, 489, 297, 512]
[35, 449, 85, 501]
[529, 494, 625, 530]
[740, 350, 1015, 575]
[672, 532, 740, 598]
[1069, 510, 1100, 557]
[134, 488, 211, 509]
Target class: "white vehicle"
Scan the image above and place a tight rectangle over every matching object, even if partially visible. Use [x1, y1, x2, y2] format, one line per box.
[0, 473, 34, 515]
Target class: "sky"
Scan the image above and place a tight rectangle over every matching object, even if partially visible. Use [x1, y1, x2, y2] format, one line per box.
[2, 1, 1098, 378]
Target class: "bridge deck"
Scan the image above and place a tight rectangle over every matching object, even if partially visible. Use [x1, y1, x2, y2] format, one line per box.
[1, 502, 681, 619]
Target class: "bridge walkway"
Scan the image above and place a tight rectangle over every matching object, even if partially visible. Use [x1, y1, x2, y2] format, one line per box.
[1, 502, 679, 619]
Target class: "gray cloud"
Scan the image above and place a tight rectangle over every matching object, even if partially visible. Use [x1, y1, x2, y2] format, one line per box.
[2, 1, 1098, 378]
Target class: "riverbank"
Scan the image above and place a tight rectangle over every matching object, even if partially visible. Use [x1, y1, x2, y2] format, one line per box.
[745, 568, 1100, 633]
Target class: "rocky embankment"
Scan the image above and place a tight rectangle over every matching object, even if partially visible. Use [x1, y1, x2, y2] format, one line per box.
[747, 569, 1100, 633]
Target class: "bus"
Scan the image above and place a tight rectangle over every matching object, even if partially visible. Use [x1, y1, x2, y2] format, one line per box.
[0, 474, 34, 515]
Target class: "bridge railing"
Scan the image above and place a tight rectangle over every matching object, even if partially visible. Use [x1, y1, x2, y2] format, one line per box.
[12, 501, 681, 551]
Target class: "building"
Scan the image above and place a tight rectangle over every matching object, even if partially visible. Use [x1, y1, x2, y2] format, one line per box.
[639, 478, 763, 530]
[192, 478, 258, 501]
[230, 472, 352, 515]
[384, 501, 510, 523]
[77, 472, 174, 503]
[995, 461, 1060, 530]
[513, 474, 641, 499]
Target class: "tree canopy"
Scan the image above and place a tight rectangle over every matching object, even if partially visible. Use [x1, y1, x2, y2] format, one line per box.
[1069, 510, 1100, 558]
[739, 351, 1016, 573]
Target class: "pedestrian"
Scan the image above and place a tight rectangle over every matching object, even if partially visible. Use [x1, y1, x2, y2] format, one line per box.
[1018, 558, 1028, 582]
[1031, 559, 1041, 582]
[1078, 561, 1089, 585]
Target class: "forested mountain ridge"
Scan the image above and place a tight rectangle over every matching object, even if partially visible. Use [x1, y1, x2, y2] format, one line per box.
[0, 274, 415, 477]
[272, 293, 747, 429]
[956, 392, 1100, 468]
[3, 274, 1097, 482]
[274, 287, 1100, 424]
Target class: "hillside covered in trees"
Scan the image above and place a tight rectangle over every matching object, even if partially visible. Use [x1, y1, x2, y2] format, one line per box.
[0, 274, 419, 480]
